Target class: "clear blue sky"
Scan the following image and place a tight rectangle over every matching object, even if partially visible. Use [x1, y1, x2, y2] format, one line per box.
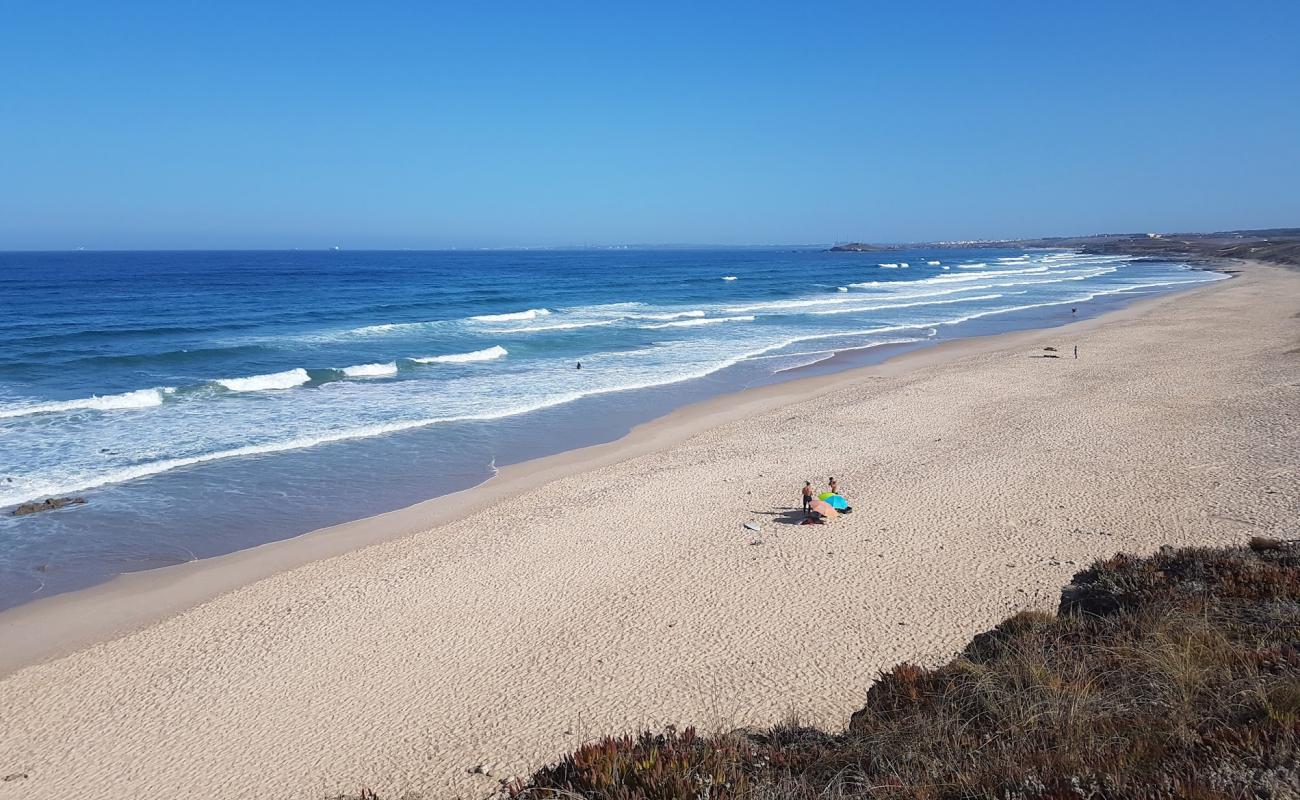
[3, 1, 1298, 249]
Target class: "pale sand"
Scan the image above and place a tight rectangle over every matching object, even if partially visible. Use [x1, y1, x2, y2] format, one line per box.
[1, 262, 1297, 799]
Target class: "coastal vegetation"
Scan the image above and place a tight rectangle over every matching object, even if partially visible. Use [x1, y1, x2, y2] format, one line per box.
[505, 542, 1300, 799]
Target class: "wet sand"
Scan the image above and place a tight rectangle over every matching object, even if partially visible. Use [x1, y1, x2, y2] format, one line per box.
[1, 261, 1296, 799]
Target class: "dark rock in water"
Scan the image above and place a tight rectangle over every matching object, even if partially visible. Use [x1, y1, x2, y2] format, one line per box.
[827, 242, 892, 252]
[12, 497, 86, 516]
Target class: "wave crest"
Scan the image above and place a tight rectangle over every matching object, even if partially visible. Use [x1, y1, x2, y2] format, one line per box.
[0, 388, 170, 420]
[215, 368, 310, 392]
[630, 310, 706, 321]
[410, 346, 508, 364]
[341, 362, 398, 378]
[469, 308, 551, 323]
[642, 315, 756, 329]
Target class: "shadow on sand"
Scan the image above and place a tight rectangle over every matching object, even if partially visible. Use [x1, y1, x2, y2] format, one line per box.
[748, 506, 811, 526]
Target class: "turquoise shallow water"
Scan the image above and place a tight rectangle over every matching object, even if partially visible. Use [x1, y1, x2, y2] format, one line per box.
[0, 247, 1222, 607]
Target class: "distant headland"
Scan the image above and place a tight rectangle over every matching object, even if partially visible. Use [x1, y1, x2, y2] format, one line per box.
[829, 227, 1300, 267]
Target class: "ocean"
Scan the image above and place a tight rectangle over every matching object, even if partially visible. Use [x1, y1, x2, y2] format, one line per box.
[0, 248, 1223, 608]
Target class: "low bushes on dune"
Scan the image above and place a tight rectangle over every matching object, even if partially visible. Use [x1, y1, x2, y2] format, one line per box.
[510, 544, 1300, 799]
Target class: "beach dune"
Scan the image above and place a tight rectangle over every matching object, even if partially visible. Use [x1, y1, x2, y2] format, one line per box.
[0, 262, 1297, 800]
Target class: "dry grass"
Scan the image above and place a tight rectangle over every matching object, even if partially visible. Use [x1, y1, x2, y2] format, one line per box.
[508, 544, 1300, 799]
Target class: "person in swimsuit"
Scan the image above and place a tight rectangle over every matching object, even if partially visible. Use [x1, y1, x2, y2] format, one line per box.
[802, 482, 814, 516]
[828, 476, 839, 496]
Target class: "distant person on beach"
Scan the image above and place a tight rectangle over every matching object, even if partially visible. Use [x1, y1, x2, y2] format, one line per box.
[1071, 307, 1077, 316]
[1074, 345, 1078, 359]
[802, 482, 814, 516]
[828, 476, 839, 495]
[576, 361, 582, 370]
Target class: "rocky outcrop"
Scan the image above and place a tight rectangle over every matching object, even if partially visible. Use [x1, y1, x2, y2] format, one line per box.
[827, 242, 891, 252]
[12, 497, 86, 516]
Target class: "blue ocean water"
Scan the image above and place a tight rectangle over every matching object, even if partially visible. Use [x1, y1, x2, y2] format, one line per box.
[0, 248, 1222, 607]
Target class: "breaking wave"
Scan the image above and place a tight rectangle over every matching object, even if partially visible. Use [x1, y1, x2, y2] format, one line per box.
[215, 368, 310, 392]
[494, 319, 619, 333]
[410, 345, 508, 364]
[340, 362, 398, 378]
[810, 293, 1005, 315]
[641, 315, 756, 329]
[630, 310, 707, 321]
[848, 265, 1050, 289]
[0, 388, 172, 420]
[469, 308, 551, 323]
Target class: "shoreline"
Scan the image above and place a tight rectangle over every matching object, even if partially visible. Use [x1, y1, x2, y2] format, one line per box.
[2, 259, 1295, 800]
[0, 269, 1235, 677]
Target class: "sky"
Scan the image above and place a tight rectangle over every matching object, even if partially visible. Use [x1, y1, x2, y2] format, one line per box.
[2, 1, 1298, 249]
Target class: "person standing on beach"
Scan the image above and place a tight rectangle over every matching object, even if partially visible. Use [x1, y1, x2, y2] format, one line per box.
[802, 482, 814, 516]
[829, 476, 839, 496]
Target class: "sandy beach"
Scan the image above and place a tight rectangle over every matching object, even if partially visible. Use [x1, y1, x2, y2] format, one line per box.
[1, 261, 1296, 799]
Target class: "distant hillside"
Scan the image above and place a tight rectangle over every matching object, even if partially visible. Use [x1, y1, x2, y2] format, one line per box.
[828, 228, 1300, 267]
[508, 542, 1300, 799]
[1073, 230, 1300, 267]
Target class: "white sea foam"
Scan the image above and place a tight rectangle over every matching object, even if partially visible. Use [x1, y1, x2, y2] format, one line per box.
[350, 322, 405, 334]
[927, 260, 941, 265]
[410, 345, 508, 364]
[837, 286, 848, 292]
[764, 322, 938, 346]
[745, 337, 925, 363]
[721, 275, 738, 281]
[493, 319, 619, 333]
[341, 362, 398, 378]
[849, 283, 1001, 300]
[878, 263, 900, 268]
[900, 262, 909, 267]
[1, 338, 835, 507]
[958, 262, 988, 269]
[848, 265, 1050, 289]
[985, 266, 1117, 288]
[630, 310, 707, 321]
[582, 302, 641, 310]
[724, 296, 865, 313]
[934, 293, 1115, 327]
[809, 293, 1005, 315]
[641, 315, 756, 329]
[0, 388, 171, 420]
[215, 368, 310, 392]
[468, 308, 551, 323]
[725, 283, 1015, 315]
